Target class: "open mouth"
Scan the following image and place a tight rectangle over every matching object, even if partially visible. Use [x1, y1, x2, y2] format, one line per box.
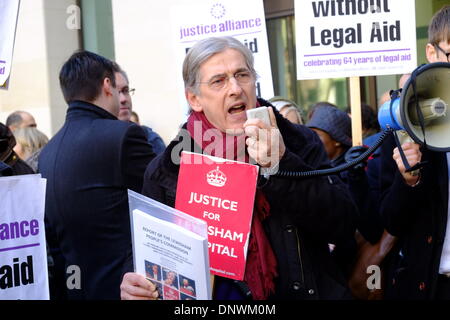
[228, 105, 246, 115]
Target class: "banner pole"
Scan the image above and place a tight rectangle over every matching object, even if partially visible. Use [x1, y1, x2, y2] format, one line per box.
[210, 275, 215, 297]
[349, 76, 363, 147]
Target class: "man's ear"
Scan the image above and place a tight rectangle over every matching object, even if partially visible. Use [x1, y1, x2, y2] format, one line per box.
[426, 43, 436, 63]
[102, 77, 114, 97]
[185, 89, 203, 112]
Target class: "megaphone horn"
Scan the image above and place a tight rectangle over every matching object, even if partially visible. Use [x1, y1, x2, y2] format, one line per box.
[379, 62, 450, 152]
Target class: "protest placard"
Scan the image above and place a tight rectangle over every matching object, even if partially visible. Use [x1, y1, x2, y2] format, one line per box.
[171, 0, 273, 112]
[0, 174, 49, 300]
[295, 0, 417, 145]
[0, 0, 21, 89]
[295, 0, 417, 80]
[175, 151, 259, 280]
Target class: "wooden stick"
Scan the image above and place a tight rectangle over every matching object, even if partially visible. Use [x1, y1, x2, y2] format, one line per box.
[210, 274, 215, 298]
[349, 76, 363, 146]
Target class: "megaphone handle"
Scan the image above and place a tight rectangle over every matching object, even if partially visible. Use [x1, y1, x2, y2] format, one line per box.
[392, 130, 421, 176]
[406, 161, 427, 175]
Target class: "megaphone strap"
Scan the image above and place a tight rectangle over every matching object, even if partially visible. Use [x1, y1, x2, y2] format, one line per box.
[392, 129, 428, 174]
[392, 129, 413, 171]
[411, 67, 428, 149]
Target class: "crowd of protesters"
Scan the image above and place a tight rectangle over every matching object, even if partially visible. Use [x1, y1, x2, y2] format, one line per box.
[2, 5, 450, 301]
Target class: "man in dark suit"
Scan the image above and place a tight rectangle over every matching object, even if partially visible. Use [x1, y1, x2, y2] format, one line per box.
[38, 51, 156, 299]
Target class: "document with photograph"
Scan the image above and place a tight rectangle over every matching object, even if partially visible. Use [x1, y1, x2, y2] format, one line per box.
[128, 191, 211, 300]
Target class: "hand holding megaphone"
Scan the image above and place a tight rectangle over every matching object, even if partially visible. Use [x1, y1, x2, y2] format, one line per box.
[393, 142, 422, 186]
[378, 62, 450, 153]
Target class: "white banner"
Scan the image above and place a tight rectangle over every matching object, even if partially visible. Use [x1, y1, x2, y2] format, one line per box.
[0, 0, 20, 88]
[295, 0, 417, 80]
[171, 0, 274, 111]
[0, 174, 49, 300]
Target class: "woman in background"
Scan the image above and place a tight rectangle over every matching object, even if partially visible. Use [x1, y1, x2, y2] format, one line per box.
[13, 127, 49, 172]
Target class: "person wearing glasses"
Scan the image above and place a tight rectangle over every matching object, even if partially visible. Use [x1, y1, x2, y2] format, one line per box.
[120, 36, 357, 300]
[115, 69, 136, 122]
[115, 70, 166, 155]
[379, 5, 450, 300]
[38, 51, 156, 300]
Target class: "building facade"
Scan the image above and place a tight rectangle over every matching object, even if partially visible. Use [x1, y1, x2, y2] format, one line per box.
[0, 0, 447, 142]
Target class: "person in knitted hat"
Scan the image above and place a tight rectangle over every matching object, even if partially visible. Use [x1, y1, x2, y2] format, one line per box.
[306, 104, 352, 166]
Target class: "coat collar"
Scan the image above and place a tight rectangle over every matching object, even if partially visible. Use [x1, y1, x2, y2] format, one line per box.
[66, 100, 118, 121]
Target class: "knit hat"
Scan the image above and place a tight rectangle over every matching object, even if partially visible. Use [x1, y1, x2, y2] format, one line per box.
[306, 105, 352, 147]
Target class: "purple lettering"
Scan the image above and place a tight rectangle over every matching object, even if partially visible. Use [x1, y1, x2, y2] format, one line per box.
[30, 220, 39, 236]
[0, 220, 39, 241]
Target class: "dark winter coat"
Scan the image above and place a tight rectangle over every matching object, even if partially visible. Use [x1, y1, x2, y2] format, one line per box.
[39, 101, 155, 299]
[141, 100, 358, 300]
[0, 122, 34, 176]
[380, 134, 448, 299]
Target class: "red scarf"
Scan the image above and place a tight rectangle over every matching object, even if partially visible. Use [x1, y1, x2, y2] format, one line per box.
[187, 111, 278, 300]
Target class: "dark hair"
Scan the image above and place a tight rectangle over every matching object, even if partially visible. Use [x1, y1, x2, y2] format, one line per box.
[0, 122, 16, 159]
[307, 101, 338, 120]
[344, 103, 380, 132]
[428, 5, 450, 45]
[361, 104, 380, 132]
[59, 51, 121, 103]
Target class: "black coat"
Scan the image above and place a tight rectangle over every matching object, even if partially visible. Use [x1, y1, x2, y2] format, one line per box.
[0, 122, 34, 176]
[141, 100, 358, 299]
[379, 134, 449, 299]
[39, 101, 155, 299]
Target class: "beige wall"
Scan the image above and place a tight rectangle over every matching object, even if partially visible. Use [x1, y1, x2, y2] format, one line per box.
[0, 0, 80, 138]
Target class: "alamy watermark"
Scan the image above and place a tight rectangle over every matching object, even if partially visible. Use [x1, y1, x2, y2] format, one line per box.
[66, 5, 81, 30]
[367, 265, 381, 290]
[66, 265, 81, 290]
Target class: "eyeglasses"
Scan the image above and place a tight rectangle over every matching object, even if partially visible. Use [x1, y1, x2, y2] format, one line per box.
[119, 87, 136, 96]
[198, 71, 254, 91]
[434, 44, 450, 62]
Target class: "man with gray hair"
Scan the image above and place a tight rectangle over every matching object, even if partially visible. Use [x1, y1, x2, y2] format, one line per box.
[6, 110, 37, 132]
[120, 36, 357, 300]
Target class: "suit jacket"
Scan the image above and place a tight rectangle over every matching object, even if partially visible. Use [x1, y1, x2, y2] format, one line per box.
[39, 100, 155, 299]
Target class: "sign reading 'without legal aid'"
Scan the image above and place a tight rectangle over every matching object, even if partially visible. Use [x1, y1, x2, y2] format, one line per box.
[295, 0, 417, 79]
[175, 152, 258, 281]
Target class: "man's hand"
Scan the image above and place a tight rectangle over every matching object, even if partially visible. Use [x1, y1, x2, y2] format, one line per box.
[120, 272, 159, 300]
[392, 142, 422, 186]
[244, 107, 286, 168]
